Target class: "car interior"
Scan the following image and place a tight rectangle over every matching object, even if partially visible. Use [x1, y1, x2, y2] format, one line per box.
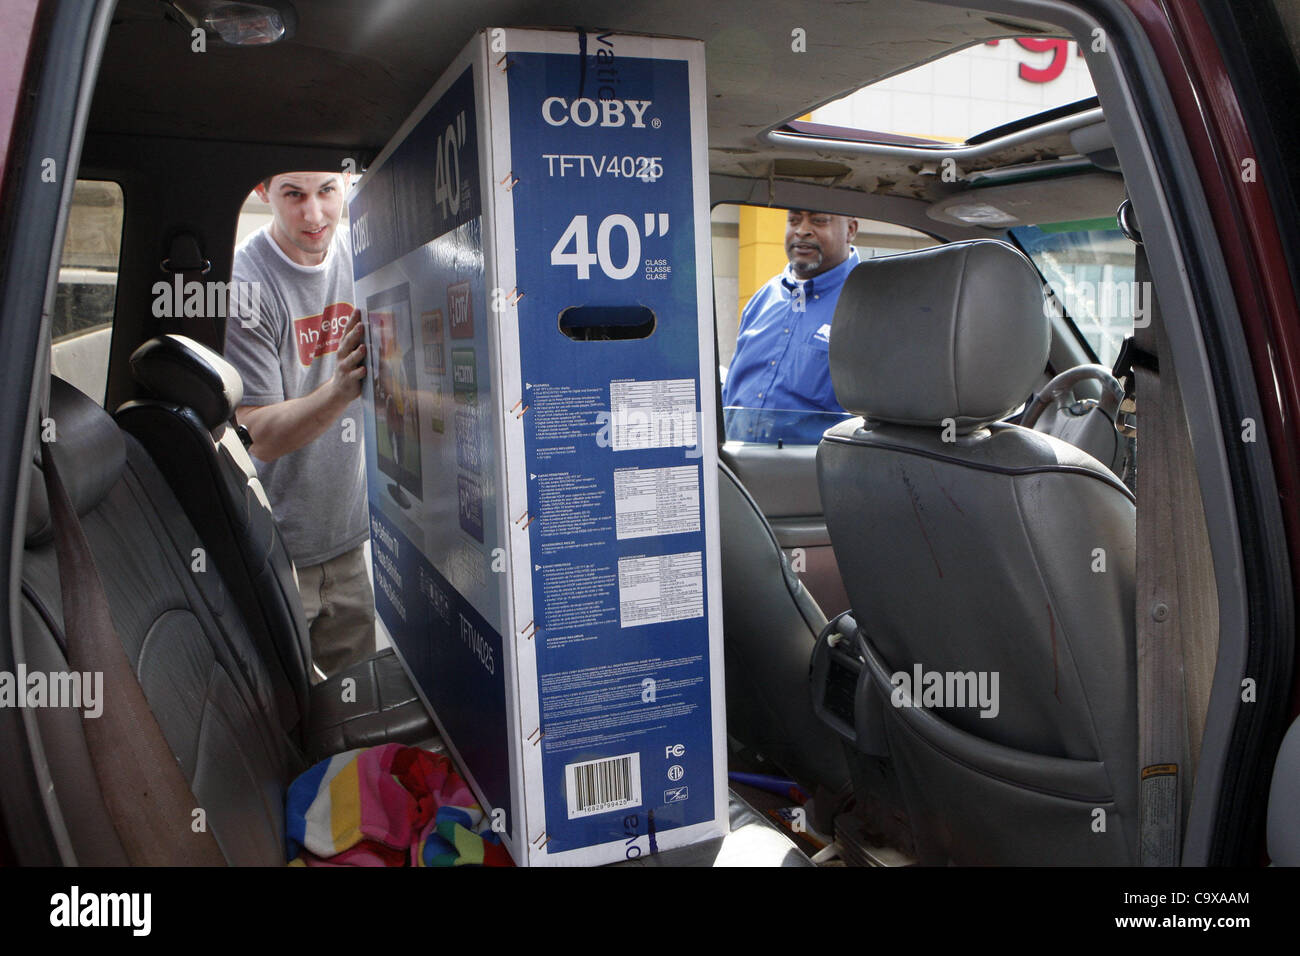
[3, 0, 1297, 868]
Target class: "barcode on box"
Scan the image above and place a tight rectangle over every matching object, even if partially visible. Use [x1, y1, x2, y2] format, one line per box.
[565, 753, 642, 819]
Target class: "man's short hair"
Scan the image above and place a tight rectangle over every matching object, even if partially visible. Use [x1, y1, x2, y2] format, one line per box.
[259, 172, 350, 192]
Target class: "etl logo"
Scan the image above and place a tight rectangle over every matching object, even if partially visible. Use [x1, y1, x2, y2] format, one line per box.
[541, 97, 653, 128]
[665, 744, 685, 759]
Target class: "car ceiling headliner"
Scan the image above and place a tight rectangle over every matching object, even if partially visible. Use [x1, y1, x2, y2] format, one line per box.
[93, 0, 1070, 201]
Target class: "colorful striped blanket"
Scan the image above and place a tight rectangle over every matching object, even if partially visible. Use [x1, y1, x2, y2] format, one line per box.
[286, 744, 512, 866]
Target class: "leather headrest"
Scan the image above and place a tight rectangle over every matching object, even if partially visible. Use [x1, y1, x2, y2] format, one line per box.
[829, 239, 1049, 431]
[129, 334, 244, 429]
[26, 377, 127, 548]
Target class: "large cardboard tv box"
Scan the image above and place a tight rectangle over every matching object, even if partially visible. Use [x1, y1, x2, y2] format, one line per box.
[349, 27, 725, 866]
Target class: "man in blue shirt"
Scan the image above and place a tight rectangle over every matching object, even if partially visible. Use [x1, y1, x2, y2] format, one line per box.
[722, 209, 859, 442]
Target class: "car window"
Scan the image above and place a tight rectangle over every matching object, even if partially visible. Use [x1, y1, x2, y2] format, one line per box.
[713, 203, 932, 445]
[49, 180, 123, 404]
[1010, 222, 1136, 367]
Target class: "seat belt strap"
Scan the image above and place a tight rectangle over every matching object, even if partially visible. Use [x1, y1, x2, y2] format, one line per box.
[39, 428, 226, 866]
[161, 233, 221, 351]
[1130, 227, 1191, 866]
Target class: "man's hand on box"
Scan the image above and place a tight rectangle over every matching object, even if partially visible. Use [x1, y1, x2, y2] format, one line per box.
[332, 309, 367, 401]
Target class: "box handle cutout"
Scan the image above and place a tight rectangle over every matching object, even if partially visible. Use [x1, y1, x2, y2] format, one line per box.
[558, 305, 656, 341]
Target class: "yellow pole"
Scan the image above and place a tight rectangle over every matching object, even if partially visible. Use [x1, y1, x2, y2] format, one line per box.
[736, 206, 788, 329]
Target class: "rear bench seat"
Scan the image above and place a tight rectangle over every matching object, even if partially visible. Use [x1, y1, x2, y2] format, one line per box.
[19, 361, 813, 866]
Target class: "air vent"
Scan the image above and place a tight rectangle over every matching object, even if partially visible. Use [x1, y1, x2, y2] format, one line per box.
[824, 656, 859, 727]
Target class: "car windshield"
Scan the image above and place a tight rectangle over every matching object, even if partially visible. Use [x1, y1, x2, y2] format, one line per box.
[1010, 222, 1137, 367]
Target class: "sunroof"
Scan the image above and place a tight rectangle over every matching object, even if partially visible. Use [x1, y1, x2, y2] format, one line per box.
[808, 37, 1098, 144]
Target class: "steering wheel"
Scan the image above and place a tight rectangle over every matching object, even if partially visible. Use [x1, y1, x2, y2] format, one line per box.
[1020, 364, 1125, 431]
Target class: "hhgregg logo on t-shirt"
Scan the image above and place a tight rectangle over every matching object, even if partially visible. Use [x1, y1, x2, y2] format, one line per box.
[294, 302, 355, 366]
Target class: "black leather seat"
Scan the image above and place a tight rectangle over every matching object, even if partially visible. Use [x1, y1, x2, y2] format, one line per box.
[817, 240, 1138, 864]
[22, 377, 299, 863]
[116, 334, 435, 761]
[17, 369, 812, 866]
[1268, 716, 1300, 865]
[719, 462, 849, 818]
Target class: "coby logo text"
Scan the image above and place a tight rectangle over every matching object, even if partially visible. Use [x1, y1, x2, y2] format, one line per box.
[541, 97, 652, 128]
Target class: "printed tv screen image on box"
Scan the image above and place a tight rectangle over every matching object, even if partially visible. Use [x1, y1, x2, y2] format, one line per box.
[366, 282, 422, 508]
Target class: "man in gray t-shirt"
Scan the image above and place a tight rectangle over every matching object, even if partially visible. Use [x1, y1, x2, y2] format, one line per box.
[225, 170, 373, 679]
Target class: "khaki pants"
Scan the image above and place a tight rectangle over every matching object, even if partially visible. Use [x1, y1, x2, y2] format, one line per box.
[297, 543, 376, 681]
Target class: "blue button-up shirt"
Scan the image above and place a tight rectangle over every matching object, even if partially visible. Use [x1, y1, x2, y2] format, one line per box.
[722, 248, 859, 415]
